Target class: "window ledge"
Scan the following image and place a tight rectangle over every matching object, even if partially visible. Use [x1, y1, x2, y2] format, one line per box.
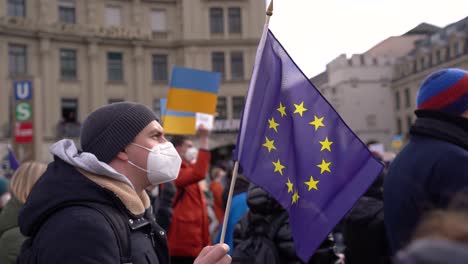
[9, 74, 33, 80]
[210, 32, 225, 37]
[152, 32, 168, 38]
[60, 78, 80, 83]
[152, 80, 169, 85]
[107, 81, 127, 85]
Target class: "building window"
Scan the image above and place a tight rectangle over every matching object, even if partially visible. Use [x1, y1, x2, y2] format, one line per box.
[107, 52, 123, 81]
[228, 7, 241, 33]
[8, 0, 25, 17]
[152, 55, 168, 81]
[395, 91, 400, 110]
[366, 114, 377, 128]
[60, 49, 77, 80]
[212, 52, 225, 78]
[8, 44, 27, 76]
[406, 115, 412, 131]
[105, 6, 121, 27]
[216, 97, 227, 120]
[396, 118, 402, 135]
[231, 52, 244, 81]
[455, 41, 463, 56]
[404, 88, 411, 109]
[58, 0, 76, 24]
[57, 98, 80, 138]
[434, 50, 441, 65]
[423, 56, 429, 69]
[151, 10, 167, 32]
[153, 99, 162, 117]
[61, 99, 78, 122]
[210, 8, 224, 34]
[232, 96, 244, 119]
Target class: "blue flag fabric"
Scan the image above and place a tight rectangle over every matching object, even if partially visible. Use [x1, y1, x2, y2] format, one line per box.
[234, 26, 384, 262]
[6, 147, 20, 179]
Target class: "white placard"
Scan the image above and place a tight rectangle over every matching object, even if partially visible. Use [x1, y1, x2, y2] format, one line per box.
[369, 143, 385, 154]
[195, 113, 214, 131]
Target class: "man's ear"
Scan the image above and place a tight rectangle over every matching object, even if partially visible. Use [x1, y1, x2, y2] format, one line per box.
[116, 150, 129, 161]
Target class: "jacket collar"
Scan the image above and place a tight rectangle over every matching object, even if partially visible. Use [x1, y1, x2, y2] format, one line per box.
[78, 169, 150, 215]
[411, 110, 468, 150]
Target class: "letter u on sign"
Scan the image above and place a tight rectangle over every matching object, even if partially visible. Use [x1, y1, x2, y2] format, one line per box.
[14, 81, 33, 101]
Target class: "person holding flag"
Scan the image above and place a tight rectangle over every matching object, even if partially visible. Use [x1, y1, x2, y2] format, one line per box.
[16, 102, 231, 264]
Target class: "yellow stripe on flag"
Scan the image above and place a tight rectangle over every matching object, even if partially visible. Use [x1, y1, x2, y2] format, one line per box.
[167, 88, 217, 114]
[163, 115, 196, 135]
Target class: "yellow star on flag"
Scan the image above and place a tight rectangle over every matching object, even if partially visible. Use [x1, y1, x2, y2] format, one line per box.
[262, 137, 277, 152]
[304, 176, 319, 191]
[277, 102, 287, 117]
[309, 116, 325, 131]
[317, 159, 332, 174]
[293, 102, 308, 117]
[272, 159, 285, 175]
[286, 178, 294, 193]
[319, 137, 333, 152]
[292, 190, 300, 204]
[268, 117, 279, 132]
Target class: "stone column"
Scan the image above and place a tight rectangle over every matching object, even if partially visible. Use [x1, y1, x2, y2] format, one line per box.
[87, 41, 103, 110]
[39, 37, 57, 138]
[133, 44, 146, 104]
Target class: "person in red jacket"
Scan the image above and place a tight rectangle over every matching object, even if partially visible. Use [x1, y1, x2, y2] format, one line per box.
[210, 167, 226, 226]
[168, 127, 212, 264]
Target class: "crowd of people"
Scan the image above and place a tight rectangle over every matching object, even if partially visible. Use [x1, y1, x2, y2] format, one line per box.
[0, 67, 466, 264]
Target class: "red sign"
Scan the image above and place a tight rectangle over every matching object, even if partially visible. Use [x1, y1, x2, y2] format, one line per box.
[15, 122, 33, 143]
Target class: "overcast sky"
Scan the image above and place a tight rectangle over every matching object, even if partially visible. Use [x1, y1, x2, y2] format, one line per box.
[266, 0, 468, 77]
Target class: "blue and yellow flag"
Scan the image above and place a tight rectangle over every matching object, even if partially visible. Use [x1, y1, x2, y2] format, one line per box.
[167, 67, 221, 115]
[234, 26, 384, 262]
[163, 110, 196, 135]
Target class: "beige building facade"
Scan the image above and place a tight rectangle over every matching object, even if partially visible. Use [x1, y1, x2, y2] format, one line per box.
[0, 0, 265, 162]
[311, 25, 436, 149]
[392, 17, 468, 138]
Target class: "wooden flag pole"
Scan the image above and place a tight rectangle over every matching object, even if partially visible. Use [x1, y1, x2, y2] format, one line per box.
[219, 0, 274, 245]
[219, 161, 239, 244]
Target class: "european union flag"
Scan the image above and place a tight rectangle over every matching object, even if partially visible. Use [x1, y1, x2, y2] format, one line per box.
[6, 147, 20, 179]
[234, 26, 384, 262]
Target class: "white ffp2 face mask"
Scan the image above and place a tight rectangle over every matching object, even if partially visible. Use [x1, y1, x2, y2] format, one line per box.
[128, 142, 182, 185]
[185, 147, 199, 164]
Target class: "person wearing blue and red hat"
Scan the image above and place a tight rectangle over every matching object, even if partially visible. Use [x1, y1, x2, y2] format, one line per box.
[384, 68, 468, 254]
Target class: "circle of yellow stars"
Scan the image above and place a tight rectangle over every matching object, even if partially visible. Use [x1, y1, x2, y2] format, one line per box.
[262, 101, 334, 205]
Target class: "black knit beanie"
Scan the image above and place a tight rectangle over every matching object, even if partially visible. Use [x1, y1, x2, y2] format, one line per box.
[80, 102, 159, 163]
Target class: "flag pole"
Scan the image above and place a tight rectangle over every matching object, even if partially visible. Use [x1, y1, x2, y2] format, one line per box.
[219, 0, 273, 245]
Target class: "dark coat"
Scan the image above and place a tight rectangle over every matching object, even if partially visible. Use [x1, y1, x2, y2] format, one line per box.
[0, 196, 25, 264]
[17, 157, 169, 264]
[233, 184, 338, 264]
[233, 184, 301, 264]
[384, 110, 468, 253]
[343, 169, 391, 264]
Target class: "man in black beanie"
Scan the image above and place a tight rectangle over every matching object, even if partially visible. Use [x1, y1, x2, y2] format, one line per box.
[17, 102, 231, 264]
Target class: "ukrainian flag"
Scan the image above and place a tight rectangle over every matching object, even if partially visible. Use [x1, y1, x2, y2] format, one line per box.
[167, 67, 221, 114]
[163, 110, 196, 135]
